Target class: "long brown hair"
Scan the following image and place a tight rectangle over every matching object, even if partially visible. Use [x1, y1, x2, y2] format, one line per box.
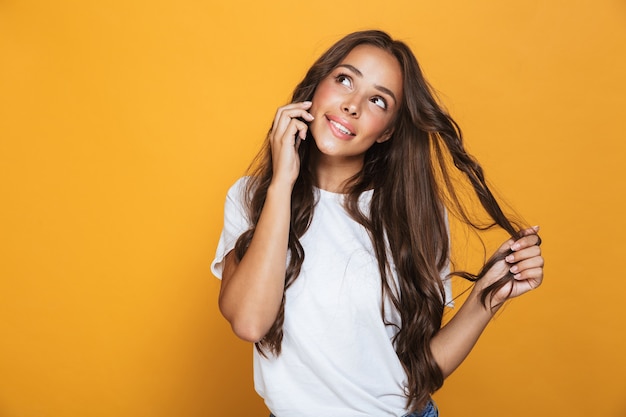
[233, 30, 525, 412]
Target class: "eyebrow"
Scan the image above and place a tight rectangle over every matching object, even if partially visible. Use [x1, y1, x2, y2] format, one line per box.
[336, 64, 398, 104]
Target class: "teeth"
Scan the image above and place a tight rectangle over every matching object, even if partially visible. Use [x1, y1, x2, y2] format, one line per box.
[330, 120, 352, 135]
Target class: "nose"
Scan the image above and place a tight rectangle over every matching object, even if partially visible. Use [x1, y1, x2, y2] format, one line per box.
[342, 96, 360, 117]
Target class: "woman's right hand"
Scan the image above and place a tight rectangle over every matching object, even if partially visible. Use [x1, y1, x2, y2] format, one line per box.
[269, 101, 314, 187]
[219, 102, 313, 342]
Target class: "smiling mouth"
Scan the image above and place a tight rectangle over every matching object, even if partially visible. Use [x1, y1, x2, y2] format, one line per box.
[328, 118, 355, 136]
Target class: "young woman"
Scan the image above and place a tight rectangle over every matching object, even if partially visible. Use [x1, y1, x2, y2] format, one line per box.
[211, 30, 544, 417]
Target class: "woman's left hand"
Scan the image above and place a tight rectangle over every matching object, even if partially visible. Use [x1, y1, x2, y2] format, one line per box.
[432, 227, 544, 376]
[478, 226, 544, 306]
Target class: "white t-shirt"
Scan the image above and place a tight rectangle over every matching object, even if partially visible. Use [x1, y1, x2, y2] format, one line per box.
[211, 178, 451, 417]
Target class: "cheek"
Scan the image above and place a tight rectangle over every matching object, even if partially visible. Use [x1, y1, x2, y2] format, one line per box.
[310, 81, 336, 112]
[365, 112, 393, 137]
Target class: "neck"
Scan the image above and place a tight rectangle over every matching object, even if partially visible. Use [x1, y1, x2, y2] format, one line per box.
[310, 147, 364, 193]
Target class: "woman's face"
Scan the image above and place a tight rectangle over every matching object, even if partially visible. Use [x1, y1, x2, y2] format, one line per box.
[308, 44, 403, 162]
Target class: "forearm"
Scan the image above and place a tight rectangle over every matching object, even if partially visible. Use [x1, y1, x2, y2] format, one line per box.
[431, 228, 544, 378]
[430, 288, 500, 378]
[218, 183, 292, 342]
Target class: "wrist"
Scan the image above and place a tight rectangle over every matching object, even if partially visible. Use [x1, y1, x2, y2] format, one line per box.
[267, 180, 294, 199]
[468, 285, 503, 315]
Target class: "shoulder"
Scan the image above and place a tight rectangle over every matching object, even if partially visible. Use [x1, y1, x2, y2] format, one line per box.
[222, 177, 253, 221]
[225, 176, 253, 201]
[229, 176, 250, 193]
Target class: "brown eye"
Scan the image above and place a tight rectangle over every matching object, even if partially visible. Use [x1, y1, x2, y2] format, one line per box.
[371, 96, 387, 110]
[336, 74, 352, 87]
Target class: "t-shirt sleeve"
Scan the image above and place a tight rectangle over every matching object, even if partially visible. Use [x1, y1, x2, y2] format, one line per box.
[210, 178, 251, 279]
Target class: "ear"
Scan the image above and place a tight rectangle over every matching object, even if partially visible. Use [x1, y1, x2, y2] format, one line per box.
[376, 128, 394, 143]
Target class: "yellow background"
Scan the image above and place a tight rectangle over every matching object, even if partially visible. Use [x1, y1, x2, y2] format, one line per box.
[1, 0, 625, 416]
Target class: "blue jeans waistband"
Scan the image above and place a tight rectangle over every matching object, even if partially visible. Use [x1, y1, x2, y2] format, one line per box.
[269, 399, 438, 417]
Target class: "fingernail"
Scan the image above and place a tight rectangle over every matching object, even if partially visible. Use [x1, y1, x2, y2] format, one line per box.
[514, 273, 521, 280]
[532, 225, 540, 231]
[303, 101, 312, 106]
[511, 243, 520, 251]
[505, 255, 514, 263]
[510, 265, 518, 273]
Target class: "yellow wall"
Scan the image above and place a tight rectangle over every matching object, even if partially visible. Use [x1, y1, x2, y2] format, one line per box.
[1, 0, 625, 416]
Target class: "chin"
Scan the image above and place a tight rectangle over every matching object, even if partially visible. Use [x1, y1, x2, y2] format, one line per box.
[312, 137, 340, 156]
